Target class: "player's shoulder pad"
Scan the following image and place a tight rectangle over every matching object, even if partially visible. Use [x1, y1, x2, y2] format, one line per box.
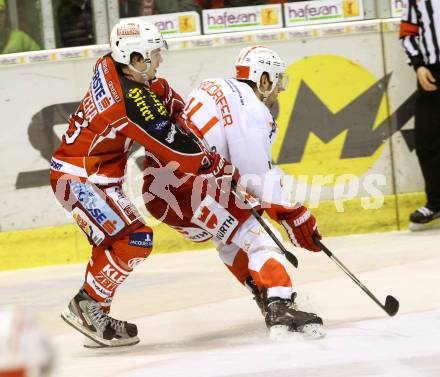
[89, 55, 123, 114]
[149, 77, 170, 97]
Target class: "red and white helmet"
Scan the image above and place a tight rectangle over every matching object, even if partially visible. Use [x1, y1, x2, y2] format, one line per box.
[235, 45, 287, 96]
[110, 18, 167, 66]
[0, 306, 54, 377]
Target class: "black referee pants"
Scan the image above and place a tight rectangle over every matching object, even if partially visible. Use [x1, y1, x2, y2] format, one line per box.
[414, 65, 440, 211]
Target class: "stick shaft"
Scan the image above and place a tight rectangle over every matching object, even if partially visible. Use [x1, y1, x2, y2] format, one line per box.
[232, 184, 298, 268]
[313, 235, 399, 316]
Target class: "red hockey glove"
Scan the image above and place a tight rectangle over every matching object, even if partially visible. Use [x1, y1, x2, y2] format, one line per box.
[268, 205, 321, 252]
[200, 152, 240, 190]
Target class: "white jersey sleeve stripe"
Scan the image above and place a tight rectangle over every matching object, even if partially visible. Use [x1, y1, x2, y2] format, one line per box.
[186, 101, 203, 121]
[200, 116, 219, 136]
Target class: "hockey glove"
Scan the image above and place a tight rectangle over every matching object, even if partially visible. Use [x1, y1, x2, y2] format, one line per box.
[268, 205, 321, 252]
[200, 152, 240, 190]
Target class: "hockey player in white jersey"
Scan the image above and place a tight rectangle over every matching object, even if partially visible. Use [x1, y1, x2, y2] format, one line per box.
[143, 45, 324, 338]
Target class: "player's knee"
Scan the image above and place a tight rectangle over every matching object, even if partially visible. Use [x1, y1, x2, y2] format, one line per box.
[112, 227, 153, 269]
[217, 242, 241, 265]
[234, 218, 288, 271]
[239, 218, 282, 254]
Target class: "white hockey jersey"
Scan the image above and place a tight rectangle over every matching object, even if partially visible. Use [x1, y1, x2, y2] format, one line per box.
[182, 78, 289, 206]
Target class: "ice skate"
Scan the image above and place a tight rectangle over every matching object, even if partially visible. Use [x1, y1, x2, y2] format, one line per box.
[264, 296, 325, 340]
[245, 277, 299, 317]
[83, 318, 139, 348]
[409, 206, 440, 231]
[61, 289, 139, 347]
[245, 277, 266, 316]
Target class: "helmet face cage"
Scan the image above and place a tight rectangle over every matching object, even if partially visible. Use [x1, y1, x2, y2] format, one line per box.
[143, 44, 167, 66]
[235, 45, 287, 95]
[110, 19, 166, 67]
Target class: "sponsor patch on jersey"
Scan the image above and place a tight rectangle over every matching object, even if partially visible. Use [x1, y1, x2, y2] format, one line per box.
[102, 58, 109, 74]
[128, 232, 153, 248]
[72, 207, 105, 245]
[127, 258, 146, 269]
[107, 80, 121, 103]
[86, 272, 111, 299]
[117, 23, 140, 37]
[153, 119, 169, 131]
[172, 226, 212, 242]
[97, 262, 128, 290]
[105, 186, 140, 223]
[127, 87, 155, 123]
[50, 159, 63, 170]
[91, 64, 116, 113]
[126, 87, 168, 124]
[70, 181, 125, 236]
[83, 90, 98, 122]
[192, 197, 239, 242]
[165, 123, 177, 144]
[121, 203, 140, 222]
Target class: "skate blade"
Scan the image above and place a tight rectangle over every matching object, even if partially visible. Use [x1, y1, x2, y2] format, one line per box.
[83, 336, 140, 349]
[298, 323, 326, 339]
[83, 337, 109, 348]
[409, 219, 440, 231]
[61, 310, 111, 347]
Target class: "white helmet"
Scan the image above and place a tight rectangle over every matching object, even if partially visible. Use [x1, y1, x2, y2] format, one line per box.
[235, 45, 287, 97]
[110, 19, 167, 66]
[0, 306, 54, 377]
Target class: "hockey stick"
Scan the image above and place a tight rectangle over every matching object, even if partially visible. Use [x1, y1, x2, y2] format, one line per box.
[312, 234, 399, 316]
[231, 183, 298, 268]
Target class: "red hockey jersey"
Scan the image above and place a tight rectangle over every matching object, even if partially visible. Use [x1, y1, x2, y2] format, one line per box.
[51, 55, 204, 184]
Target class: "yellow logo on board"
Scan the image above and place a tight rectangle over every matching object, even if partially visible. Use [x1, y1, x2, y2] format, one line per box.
[273, 55, 390, 185]
[343, 0, 360, 17]
[178, 15, 196, 33]
[261, 8, 279, 25]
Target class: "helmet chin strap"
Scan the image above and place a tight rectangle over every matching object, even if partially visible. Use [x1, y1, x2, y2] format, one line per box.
[128, 63, 151, 83]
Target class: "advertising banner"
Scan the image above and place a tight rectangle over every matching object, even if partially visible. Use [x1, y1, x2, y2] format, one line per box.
[284, 0, 364, 27]
[0, 20, 420, 241]
[202, 4, 283, 34]
[125, 11, 201, 38]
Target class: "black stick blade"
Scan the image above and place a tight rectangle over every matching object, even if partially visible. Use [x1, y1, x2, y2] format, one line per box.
[384, 295, 399, 316]
[285, 252, 298, 268]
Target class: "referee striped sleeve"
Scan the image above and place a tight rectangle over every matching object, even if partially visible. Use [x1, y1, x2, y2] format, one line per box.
[399, 0, 440, 69]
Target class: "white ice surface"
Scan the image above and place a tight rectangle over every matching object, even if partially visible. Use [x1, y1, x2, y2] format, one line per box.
[1, 230, 439, 377]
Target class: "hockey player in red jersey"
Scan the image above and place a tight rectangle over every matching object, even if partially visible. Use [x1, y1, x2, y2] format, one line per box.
[143, 46, 324, 339]
[50, 19, 237, 347]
